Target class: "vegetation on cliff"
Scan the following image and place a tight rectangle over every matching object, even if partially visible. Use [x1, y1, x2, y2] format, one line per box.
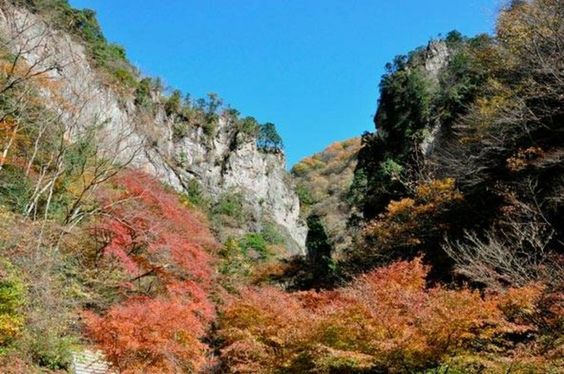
[292, 138, 361, 256]
[222, 0, 563, 372]
[0, 0, 561, 373]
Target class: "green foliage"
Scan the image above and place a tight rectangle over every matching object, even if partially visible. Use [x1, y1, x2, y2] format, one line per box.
[172, 121, 189, 139]
[257, 122, 283, 152]
[346, 166, 367, 209]
[165, 89, 182, 116]
[350, 0, 564, 292]
[134, 78, 155, 109]
[0, 166, 32, 215]
[204, 92, 223, 116]
[376, 61, 432, 154]
[224, 107, 240, 121]
[238, 116, 260, 138]
[182, 179, 209, 208]
[164, 91, 222, 138]
[27, 333, 74, 370]
[295, 184, 314, 206]
[379, 158, 403, 179]
[304, 214, 335, 288]
[212, 192, 246, 223]
[0, 260, 25, 350]
[19, 0, 136, 86]
[352, 33, 495, 221]
[445, 30, 464, 48]
[202, 120, 217, 137]
[239, 233, 269, 259]
[435, 34, 494, 126]
[260, 223, 284, 245]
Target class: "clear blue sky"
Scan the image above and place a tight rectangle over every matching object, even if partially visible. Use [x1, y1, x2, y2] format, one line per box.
[69, 0, 500, 167]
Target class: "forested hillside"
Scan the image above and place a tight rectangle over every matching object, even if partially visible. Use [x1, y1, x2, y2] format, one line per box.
[218, 0, 563, 372]
[0, 0, 561, 373]
[292, 138, 361, 256]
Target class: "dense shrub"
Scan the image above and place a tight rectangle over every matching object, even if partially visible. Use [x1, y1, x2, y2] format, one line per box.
[292, 138, 362, 257]
[238, 116, 260, 138]
[343, 178, 464, 278]
[0, 208, 80, 371]
[349, 0, 563, 289]
[218, 258, 551, 373]
[84, 298, 210, 373]
[238, 233, 270, 259]
[212, 192, 247, 225]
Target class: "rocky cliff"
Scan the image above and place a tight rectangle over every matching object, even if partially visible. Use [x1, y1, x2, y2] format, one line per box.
[0, 1, 306, 253]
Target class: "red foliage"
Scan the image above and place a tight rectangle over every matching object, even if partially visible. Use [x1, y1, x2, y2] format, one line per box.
[84, 170, 218, 372]
[94, 170, 216, 285]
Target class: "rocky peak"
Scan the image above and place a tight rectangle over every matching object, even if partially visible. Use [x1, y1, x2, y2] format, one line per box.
[0, 2, 306, 253]
[420, 39, 450, 156]
[424, 39, 450, 81]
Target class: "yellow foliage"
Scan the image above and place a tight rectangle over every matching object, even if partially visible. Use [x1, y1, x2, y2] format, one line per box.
[0, 314, 23, 346]
[506, 146, 545, 172]
[0, 261, 25, 347]
[416, 177, 462, 202]
[386, 198, 416, 217]
[496, 0, 560, 58]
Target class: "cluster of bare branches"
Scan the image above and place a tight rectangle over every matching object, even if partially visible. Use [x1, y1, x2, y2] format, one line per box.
[0, 4, 143, 240]
[444, 189, 563, 289]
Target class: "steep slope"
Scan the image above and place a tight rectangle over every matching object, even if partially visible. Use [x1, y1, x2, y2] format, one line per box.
[0, 1, 306, 253]
[291, 137, 361, 256]
[0, 0, 561, 372]
[348, 2, 563, 283]
[218, 1, 563, 372]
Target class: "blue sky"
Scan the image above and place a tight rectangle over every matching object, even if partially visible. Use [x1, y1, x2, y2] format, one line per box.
[69, 0, 500, 167]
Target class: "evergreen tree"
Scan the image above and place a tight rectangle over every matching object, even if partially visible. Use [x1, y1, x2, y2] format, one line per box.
[305, 214, 333, 289]
[257, 122, 283, 152]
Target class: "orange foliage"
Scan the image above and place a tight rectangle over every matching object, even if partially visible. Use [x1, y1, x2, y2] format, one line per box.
[507, 146, 545, 172]
[363, 178, 463, 249]
[219, 258, 543, 373]
[83, 298, 208, 373]
[84, 170, 217, 372]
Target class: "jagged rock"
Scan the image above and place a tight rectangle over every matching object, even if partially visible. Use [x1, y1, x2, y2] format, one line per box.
[424, 39, 450, 81]
[420, 40, 450, 156]
[0, 3, 306, 253]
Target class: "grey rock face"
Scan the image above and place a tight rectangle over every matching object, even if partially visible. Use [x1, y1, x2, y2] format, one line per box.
[0, 3, 306, 253]
[158, 117, 307, 254]
[420, 40, 450, 156]
[424, 40, 450, 81]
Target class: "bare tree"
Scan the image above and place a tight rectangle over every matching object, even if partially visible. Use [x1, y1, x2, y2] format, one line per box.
[0, 1, 144, 233]
[443, 196, 563, 289]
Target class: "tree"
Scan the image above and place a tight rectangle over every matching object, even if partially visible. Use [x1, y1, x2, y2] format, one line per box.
[257, 122, 283, 152]
[305, 214, 334, 289]
[83, 298, 209, 373]
[84, 171, 217, 371]
[164, 89, 182, 116]
[238, 116, 260, 138]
